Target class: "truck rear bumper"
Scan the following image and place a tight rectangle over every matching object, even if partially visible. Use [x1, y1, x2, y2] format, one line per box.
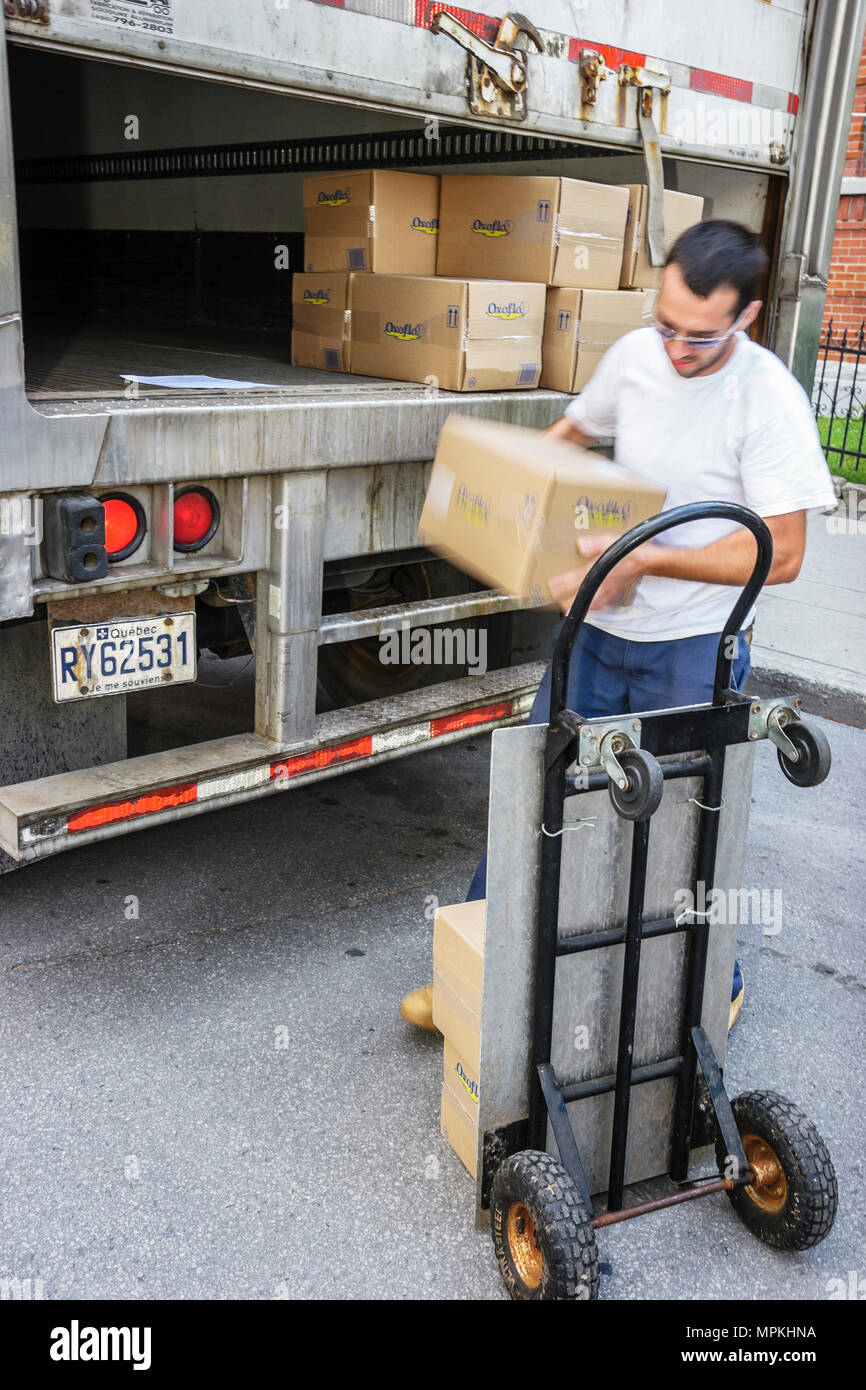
[0, 662, 545, 863]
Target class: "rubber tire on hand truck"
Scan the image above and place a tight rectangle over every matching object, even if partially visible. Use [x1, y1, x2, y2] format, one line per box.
[776, 720, 831, 788]
[607, 747, 664, 822]
[490, 1150, 599, 1301]
[715, 1090, 837, 1250]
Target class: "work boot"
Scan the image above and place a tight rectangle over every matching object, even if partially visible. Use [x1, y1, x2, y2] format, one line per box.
[729, 960, 745, 1031]
[400, 982, 440, 1032]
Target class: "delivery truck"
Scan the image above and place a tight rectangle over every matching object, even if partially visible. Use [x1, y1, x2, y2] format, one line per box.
[0, 0, 862, 870]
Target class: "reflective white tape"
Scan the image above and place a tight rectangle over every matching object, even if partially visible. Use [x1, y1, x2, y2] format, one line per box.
[373, 724, 432, 752]
[197, 766, 272, 800]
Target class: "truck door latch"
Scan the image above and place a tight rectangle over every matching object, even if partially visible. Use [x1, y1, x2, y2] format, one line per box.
[431, 10, 544, 121]
[619, 64, 672, 266]
[579, 49, 608, 107]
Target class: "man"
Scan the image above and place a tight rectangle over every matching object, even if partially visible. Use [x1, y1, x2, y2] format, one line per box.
[401, 218, 837, 1033]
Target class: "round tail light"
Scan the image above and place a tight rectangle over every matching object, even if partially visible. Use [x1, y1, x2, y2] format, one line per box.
[100, 493, 146, 561]
[174, 487, 220, 552]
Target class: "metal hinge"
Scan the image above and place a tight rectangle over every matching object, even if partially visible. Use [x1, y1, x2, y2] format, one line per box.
[3, 0, 49, 22]
[579, 48, 607, 108]
[619, 64, 672, 266]
[431, 10, 543, 121]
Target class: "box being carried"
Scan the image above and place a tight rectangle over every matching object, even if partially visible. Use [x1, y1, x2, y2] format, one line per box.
[541, 288, 645, 393]
[436, 175, 630, 290]
[303, 169, 440, 274]
[619, 186, 704, 289]
[350, 275, 544, 391]
[291, 272, 356, 372]
[418, 414, 667, 607]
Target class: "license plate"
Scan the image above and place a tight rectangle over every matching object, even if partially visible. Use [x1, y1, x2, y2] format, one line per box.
[51, 613, 196, 702]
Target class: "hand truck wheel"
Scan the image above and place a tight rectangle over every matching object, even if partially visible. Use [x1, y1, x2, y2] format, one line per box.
[776, 720, 831, 788]
[714, 1090, 837, 1251]
[490, 1150, 599, 1301]
[607, 747, 664, 822]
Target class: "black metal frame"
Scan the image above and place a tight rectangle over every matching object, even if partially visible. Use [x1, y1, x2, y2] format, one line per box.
[528, 501, 773, 1221]
[14, 124, 620, 187]
[813, 319, 865, 475]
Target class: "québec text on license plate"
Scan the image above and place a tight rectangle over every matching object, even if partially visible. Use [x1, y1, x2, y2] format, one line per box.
[50, 613, 197, 702]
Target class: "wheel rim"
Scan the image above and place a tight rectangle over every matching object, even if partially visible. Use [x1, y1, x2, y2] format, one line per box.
[339, 566, 432, 687]
[506, 1201, 543, 1288]
[742, 1132, 787, 1212]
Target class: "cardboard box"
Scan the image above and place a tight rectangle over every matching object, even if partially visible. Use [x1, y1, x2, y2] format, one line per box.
[441, 1085, 478, 1177]
[303, 169, 440, 274]
[443, 1038, 480, 1112]
[432, 898, 485, 1069]
[291, 272, 355, 372]
[350, 275, 544, 391]
[629, 286, 659, 325]
[541, 288, 645, 393]
[436, 175, 629, 289]
[418, 414, 668, 607]
[433, 904, 484, 1177]
[619, 186, 704, 289]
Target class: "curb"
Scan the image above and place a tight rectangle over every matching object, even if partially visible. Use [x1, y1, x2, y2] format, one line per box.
[747, 664, 866, 729]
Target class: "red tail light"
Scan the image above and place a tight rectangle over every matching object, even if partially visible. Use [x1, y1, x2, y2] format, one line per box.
[100, 493, 146, 561]
[174, 487, 220, 552]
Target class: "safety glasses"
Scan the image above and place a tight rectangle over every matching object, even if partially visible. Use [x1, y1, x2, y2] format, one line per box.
[652, 307, 748, 351]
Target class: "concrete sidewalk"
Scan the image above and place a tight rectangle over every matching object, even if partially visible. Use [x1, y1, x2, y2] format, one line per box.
[748, 498, 866, 726]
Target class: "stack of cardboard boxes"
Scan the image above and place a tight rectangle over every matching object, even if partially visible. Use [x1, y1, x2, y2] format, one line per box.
[540, 184, 705, 391]
[292, 169, 704, 394]
[432, 898, 485, 1177]
[292, 169, 439, 373]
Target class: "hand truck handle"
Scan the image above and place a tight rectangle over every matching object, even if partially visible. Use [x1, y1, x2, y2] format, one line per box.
[549, 500, 774, 721]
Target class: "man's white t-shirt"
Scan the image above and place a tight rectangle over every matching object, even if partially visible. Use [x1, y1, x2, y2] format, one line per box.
[563, 326, 837, 641]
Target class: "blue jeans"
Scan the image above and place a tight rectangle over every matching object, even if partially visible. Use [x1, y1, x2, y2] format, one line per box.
[465, 620, 752, 902]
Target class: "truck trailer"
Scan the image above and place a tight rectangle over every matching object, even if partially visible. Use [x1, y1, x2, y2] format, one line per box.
[0, 0, 862, 870]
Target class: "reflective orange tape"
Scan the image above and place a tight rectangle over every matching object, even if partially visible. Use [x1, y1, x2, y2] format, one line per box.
[67, 781, 198, 833]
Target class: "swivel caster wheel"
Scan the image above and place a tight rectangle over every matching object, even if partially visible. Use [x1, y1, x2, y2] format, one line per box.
[608, 748, 663, 822]
[777, 720, 831, 788]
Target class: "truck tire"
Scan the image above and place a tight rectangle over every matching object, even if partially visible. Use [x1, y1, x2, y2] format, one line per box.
[317, 558, 513, 709]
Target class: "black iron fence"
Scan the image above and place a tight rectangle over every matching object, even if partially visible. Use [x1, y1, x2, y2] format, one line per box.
[813, 320, 865, 475]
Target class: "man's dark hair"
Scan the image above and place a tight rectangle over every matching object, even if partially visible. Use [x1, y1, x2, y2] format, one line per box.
[665, 219, 769, 318]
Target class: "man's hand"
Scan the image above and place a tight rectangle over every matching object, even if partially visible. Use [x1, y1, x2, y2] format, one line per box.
[543, 415, 595, 449]
[546, 512, 807, 616]
[548, 534, 654, 615]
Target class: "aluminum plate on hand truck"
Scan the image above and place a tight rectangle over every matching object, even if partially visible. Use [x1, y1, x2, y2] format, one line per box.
[50, 613, 196, 702]
[473, 722, 755, 1226]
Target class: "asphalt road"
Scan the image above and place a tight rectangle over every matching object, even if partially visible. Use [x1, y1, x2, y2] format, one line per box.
[0, 704, 863, 1301]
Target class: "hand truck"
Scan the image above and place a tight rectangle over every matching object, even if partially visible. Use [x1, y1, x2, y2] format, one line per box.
[488, 502, 838, 1301]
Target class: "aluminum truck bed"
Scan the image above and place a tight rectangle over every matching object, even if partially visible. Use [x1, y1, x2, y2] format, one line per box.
[24, 315, 424, 405]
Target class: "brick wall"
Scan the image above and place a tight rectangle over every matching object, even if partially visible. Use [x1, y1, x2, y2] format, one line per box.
[821, 34, 866, 340]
